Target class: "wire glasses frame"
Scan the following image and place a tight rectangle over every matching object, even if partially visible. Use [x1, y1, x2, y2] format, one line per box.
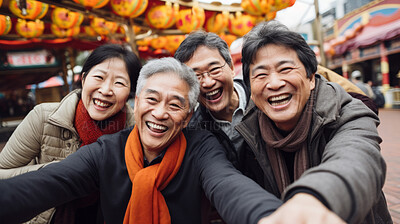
[195, 62, 227, 82]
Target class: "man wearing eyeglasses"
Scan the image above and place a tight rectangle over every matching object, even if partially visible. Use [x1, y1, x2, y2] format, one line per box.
[175, 31, 248, 170]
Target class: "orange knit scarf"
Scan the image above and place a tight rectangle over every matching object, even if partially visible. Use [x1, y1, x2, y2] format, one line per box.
[123, 125, 187, 224]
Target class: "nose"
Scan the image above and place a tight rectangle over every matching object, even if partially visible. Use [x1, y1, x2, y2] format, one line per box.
[201, 74, 216, 88]
[151, 104, 169, 120]
[266, 73, 285, 90]
[98, 81, 113, 95]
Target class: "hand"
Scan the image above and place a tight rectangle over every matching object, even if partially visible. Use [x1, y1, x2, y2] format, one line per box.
[258, 193, 347, 224]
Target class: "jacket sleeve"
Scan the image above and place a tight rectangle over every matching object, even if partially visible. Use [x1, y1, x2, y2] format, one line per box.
[283, 83, 386, 224]
[0, 104, 50, 179]
[0, 142, 100, 224]
[195, 131, 282, 224]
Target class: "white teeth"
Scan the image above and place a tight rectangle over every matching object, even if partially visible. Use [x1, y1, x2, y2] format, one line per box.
[206, 89, 219, 96]
[269, 94, 290, 102]
[94, 99, 111, 107]
[270, 99, 290, 106]
[147, 122, 167, 131]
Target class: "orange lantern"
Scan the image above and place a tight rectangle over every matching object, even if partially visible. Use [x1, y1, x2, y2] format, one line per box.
[219, 33, 237, 47]
[84, 26, 97, 36]
[110, 0, 148, 18]
[16, 19, 44, 38]
[146, 4, 176, 29]
[150, 36, 168, 49]
[241, 0, 295, 18]
[228, 13, 256, 37]
[165, 35, 186, 54]
[51, 24, 80, 38]
[176, 6, 205, 34]
[205, 12, 229, 33]
[91, 17, 118, 36]
[73, 0, 109, 9]
[0, 15, 12, 36]
[136, 37, 151, 46]
[9, 0, 48, 20]
[52, 7, 84, 29]
[0, 0, 2, 7]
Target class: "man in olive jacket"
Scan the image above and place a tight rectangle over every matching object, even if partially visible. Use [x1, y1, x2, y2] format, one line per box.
[238, 20, 392, 224]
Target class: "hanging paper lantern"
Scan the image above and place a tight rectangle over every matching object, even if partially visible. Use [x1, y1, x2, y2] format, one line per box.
[164, 35, 185, 54]
[16, 19, 44, 38]
[228, 13, 256, 37]
[0, 15, 12, 36]
[83, 26, 97, 36]
[52, 7, 84, 29]
[9, 0, 48, 20]
[146, 4, 177, 29]
[176, 6, 205, 34]
[91, 17, 118, 36]
[205, 12, 229, 33]
[72, 0, 109, 9]
[51, 24, 80, 38]
[150, 36, 168, 49]
[241, 0, 295, 18]
[219, 33, 237, 47]
[0, 0, 3, 7]
[110, 0, 148, 18]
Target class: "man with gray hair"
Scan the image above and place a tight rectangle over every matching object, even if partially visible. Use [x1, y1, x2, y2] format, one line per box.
[0, 57, 283, 224]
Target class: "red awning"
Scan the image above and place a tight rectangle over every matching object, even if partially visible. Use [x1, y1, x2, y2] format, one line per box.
[335, 10, 400, 55]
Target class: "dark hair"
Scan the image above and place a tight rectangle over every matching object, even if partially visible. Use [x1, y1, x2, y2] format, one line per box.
[174, 30, 233, 67]
[75, 44, 142, 97]
[242, 20, 318, 88]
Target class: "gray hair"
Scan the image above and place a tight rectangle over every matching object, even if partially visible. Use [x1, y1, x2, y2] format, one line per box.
[135, 57, 200, 112]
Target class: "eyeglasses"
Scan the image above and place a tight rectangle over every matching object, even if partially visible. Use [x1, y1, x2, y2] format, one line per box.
[195, 62, 227, 82]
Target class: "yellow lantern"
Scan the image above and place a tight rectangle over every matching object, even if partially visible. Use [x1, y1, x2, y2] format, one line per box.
[0, 15, 12, 36]
[16, 19, 44, 38]
[91, 17, 118, 36]
[51, 24, 80, 38]
[0, 0, 2, 7]
[9, 0, 48, 20]
[165, 35, 185, 54]
[146, 5, 176, 29]
[176, 6, 205, 34]
[72, 0, 109, 9]
[52, 7, 84, 29]
[241, 0, 295, 18]
[228, 13, 256, 37]
[150, 36, 168, 49]
[136, 37, 151, 46]
[205, 12, 229, 33]
[110, 0, 148, 18]
[84, 26, 98, 36]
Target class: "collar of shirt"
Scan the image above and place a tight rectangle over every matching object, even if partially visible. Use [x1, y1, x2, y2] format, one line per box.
[144, 148, 167, 167]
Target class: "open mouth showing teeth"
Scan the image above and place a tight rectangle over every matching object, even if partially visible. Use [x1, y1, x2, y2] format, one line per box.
[146, 121, 168, 133]
[268, 94, 292, 106]
[205, 88, 222, 100]
[94, 99, 112, 108]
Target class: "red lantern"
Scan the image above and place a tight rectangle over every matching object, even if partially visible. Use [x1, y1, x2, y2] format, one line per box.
[176, 6, 205, 34]
[0, 15, 12, 36]
[52, 7, 84, 29]
[16, 19, 44, 38]
[73, 0, 109, 9]
[146, 5, 176, 29]
[110, 0, 148, 18]
[9, 0, 48, 20]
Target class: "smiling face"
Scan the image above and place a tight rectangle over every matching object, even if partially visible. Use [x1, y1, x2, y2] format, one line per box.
[184, 46, 236, 118]
[249, 44, 315, 131]
[134, 72, 192, 156]
[81, 57, 131, 121]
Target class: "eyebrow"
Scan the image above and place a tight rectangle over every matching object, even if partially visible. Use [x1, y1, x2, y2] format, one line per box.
[145, 88, 186, 106]
[251, 60, 295, 75]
